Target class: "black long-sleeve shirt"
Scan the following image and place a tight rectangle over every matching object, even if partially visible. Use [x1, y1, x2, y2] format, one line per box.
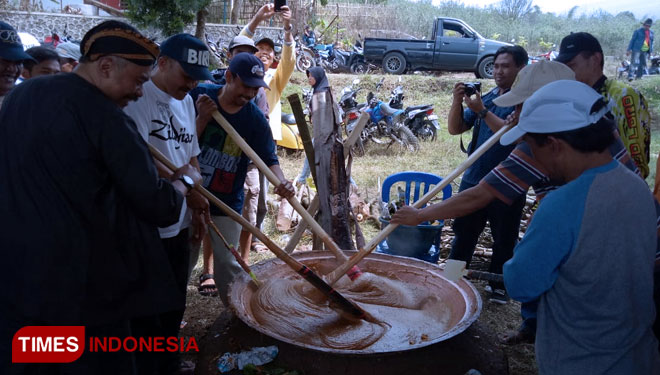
[0, 73, 184, 325]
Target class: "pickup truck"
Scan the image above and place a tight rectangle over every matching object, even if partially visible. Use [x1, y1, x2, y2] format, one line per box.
[363, 17, 511, 78]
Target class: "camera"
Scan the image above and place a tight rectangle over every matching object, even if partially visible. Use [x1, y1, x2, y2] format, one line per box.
[274, 0, 286, 11]
[463, 82, 481, 96]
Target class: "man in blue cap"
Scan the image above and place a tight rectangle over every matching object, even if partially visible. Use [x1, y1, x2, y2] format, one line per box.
[123, 33, 213, 375]
[190, 52, 295, 305]
[0, 21, 35, 108]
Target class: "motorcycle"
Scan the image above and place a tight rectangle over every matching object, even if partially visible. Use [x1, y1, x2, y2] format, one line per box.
[295, 35, 317, 72]
[388, 84, 439, 141]
[339, 79, 368, 155]
[321, 42, 370, 74]
[649, 56, 660, 75]
[361, 78, 419, 152]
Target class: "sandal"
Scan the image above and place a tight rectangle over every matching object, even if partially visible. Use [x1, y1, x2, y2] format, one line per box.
[198, 273, 218, 297]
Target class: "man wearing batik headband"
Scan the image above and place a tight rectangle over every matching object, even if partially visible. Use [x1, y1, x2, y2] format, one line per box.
[0, 20, 201, 374]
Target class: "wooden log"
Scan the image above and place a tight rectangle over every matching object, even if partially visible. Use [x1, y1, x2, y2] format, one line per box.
[311, 90, 354, 251]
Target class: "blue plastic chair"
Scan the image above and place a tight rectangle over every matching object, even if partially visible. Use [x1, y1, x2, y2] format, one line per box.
[377, 171, 452, 263]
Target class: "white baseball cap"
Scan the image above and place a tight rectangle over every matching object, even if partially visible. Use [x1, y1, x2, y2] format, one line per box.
[493, 60, 575, 107]
[500, 80, 611, 146]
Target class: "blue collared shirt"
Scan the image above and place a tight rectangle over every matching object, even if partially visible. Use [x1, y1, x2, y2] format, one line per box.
[461, 87, 515, 187]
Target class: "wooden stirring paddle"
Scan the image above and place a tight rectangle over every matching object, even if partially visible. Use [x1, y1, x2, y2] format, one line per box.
[148, 144, 375, 322]
[325, 123, 514, 285]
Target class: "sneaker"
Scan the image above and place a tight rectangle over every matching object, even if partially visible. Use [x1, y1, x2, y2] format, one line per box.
[489, 289, 509, 305]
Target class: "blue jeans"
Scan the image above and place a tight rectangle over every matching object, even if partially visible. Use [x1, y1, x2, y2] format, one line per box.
[629, 51, 649, 79]
[449, 179, 525, 289]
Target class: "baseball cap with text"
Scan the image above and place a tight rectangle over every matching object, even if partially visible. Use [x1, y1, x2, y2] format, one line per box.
[493, 60, 575, 107]
[0, 21, 37, 62]
[500, 80, 611, 145]
[555, 32, 602, 64]
[228, 52, 269, 89]
[159, 33, 213, 81]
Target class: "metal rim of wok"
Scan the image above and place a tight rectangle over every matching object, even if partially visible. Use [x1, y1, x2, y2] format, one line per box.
[228, 251, 483, 355]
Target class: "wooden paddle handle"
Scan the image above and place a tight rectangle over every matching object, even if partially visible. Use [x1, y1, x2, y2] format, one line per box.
[326, 124, 513, 284]
[208, 220, 262, 287]
[148, 144, 370, 320]
[210, 111, 347, 262]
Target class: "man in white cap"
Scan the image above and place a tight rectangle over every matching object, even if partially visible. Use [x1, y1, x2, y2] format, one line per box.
[502, 80, 660, 374]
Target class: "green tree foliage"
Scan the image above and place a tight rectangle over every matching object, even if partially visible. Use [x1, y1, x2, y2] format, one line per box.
[123, 0, 211, 37]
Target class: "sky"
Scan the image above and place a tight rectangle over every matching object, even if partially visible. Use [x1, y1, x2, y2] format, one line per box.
[448, 0, 660, 19]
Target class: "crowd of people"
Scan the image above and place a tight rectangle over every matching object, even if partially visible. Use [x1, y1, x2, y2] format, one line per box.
[392, 28, 660, 374]
[1, 9, 659, 375]
[0, 6, 296, 374]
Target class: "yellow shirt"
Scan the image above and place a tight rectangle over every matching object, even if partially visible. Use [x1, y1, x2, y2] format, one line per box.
[241, 27, 296, 140]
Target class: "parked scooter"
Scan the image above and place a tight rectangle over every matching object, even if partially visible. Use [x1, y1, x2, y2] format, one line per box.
[339, 79, 369, 154]
[649, 56, 660, 75]
[295, 34, 317, 72]
[312, 42, 369, 74]
[362, 79, 419, 152]
[388, 84, 439, 141]
[279, 112, 304, 153]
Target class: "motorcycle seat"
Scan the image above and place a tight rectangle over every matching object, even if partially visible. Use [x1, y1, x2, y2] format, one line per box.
[406, 104, 432, 112]
[281, 113, 297, 125]
[335, 49, 351, 57]
[380, 102, 402, 116]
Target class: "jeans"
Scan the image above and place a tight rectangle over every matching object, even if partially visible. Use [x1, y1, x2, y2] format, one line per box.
[629, 51, 649, 79]
[449, 179, 525, 289]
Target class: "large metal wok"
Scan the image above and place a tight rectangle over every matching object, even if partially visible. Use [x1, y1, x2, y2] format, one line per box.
[228, 251, 482, 355]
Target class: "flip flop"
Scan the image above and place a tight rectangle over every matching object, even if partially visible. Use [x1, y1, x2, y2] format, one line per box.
[198, 273, 218, 297]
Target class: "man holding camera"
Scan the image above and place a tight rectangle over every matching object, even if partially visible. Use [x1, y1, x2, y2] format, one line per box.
[446, 45, 528, 304]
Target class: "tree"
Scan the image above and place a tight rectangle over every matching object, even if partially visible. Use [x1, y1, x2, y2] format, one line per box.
[230, 0, 242, 24]
[497, 0, 533, 21]
[123, 0, 212, 37]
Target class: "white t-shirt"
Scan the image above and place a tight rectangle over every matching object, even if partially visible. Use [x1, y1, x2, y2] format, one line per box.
[124, 80, 201, 238]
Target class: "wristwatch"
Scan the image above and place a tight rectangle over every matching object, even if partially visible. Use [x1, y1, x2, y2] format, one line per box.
[178, 175, 194, 192]
[284, 24, 292, 31]
[477, 108, 488, 119]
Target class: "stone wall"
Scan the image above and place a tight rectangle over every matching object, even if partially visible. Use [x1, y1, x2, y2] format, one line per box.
[0, 10, 283, 45]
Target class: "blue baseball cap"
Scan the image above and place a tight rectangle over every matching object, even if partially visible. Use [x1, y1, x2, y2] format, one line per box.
[159, 33, 213, 81]
[228, 52, 269, 89]
[0, 21, 37, 62]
